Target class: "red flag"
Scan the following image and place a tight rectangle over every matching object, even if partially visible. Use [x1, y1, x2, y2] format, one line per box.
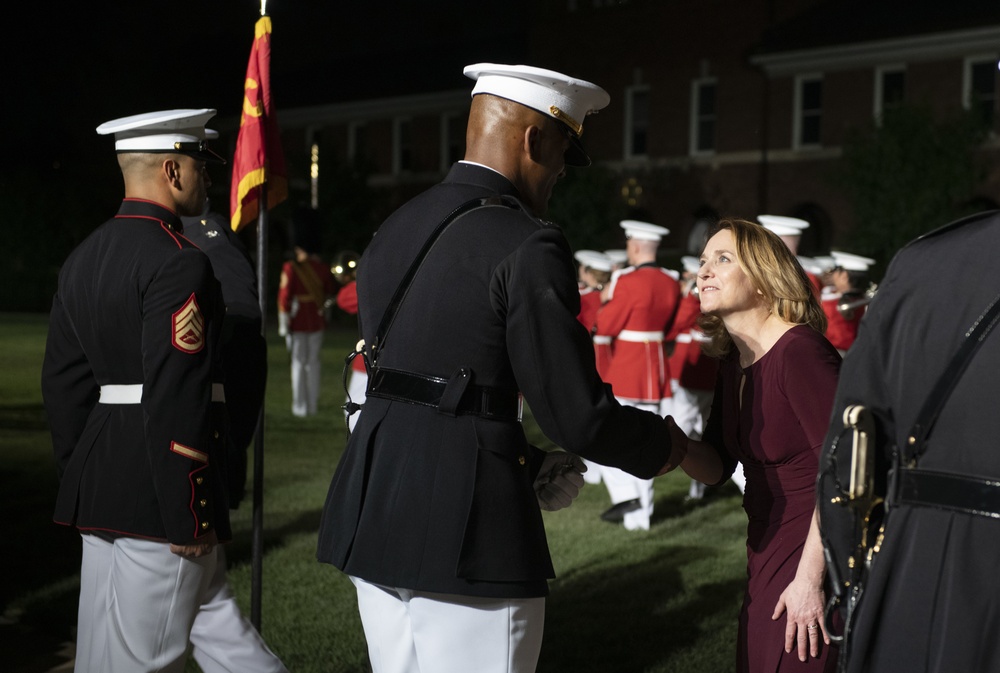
[230, 15, 287, 232]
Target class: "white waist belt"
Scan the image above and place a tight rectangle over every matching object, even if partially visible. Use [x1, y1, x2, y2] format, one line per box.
[100, 383, 226, 404]
[617, 330, 664, 343]
[676, 332, 712, 344]
[593, 335, 613, 345]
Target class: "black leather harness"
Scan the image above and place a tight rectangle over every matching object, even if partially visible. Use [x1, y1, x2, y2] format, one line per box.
[893, 289, 1000, 518]
[343, 196, 525, 424]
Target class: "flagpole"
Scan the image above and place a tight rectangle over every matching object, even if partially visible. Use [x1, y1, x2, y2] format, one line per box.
[250, 0, 269, 634]
[232, 0, 285, 629]
[252, 187, 267, 630]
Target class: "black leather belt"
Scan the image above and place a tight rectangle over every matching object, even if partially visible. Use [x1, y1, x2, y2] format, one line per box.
[897, 467, 1000, 519]
[367, 367, 522, 422]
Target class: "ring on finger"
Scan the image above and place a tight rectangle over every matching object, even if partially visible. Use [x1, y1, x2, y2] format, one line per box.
[807, 624, 819, 631]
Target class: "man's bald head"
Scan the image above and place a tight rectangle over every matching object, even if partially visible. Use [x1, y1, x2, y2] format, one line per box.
[117, 151, 168, 177]
[462, 94, 571, 215]
[116, 152, 208, 218]
[465, 95, 547, 162]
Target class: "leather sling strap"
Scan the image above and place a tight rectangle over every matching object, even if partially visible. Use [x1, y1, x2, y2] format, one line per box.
[893, 290, 1000, 516]
[904, 290, 1000, 463]
[291, 260, 327, 312]
[341, 195, 523, 423]
[368, 195, 522, 368]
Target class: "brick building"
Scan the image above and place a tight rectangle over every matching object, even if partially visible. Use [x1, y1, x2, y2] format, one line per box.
[269, 0, 1000, 259]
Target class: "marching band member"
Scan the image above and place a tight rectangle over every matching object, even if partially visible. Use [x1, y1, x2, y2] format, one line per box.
[821, 251, 875, 356]
[593, 220, 681, 530]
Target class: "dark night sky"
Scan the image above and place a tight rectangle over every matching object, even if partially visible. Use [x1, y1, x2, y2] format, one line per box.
[8, 1, 528, 173]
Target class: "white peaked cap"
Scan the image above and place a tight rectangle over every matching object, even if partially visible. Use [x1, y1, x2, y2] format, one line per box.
[621, 219, 669, 241]
[96, 109, 224, 163]
[681, 255, 701, 274]
[812, 255, 837, 272]
[574, 249, 614, 272]
[603, 249, 628, 265]
[797, 256, 824, 275]
[464, 63, 610, 166]
[758, 214, 810, 237]
[831, 250, 876, 271]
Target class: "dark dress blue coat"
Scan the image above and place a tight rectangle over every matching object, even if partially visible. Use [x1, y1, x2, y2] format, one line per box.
[42, 199, 230, 545]
[317, 163, 673, 598]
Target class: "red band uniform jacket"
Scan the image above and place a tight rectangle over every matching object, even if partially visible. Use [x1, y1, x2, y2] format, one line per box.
[821, 286, 865, 352]
[317, 163, 673, 598]
[278, 257, 334, 333]
[42, 199, 230, 545]
[595, 264, 681, 403]
[336, 280, 366, 375]
[666, 292, 718, 391]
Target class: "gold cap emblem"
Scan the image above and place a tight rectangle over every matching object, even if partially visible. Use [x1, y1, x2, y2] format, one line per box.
[549, 106, 583, 137]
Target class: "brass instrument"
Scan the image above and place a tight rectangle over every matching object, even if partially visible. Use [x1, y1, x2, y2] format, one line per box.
[837, 283, 878, 316]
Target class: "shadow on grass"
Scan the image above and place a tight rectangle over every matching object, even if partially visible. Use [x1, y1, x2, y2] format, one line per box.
[650, 480, 744, 525]
[0, 403, 49, 431]
[223, 509, 325, 568]
[542, 546, 744, 673]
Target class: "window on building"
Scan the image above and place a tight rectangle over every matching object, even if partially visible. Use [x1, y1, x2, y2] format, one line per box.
[690, 78, 717, 155]
[875, 66, 906, 120]
[794, 75, 823, 148]
[440, 113, 464, 171]
[965, 56, 998, 128]
[625, 85, 650, 158]
[394, 118, 413, 174]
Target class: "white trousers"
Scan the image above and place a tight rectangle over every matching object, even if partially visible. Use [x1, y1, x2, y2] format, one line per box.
[352, 577, 545, 673]
[76, 535, 217, 673]
[344, 369, 368, 433]
[290, 330, 324, 417]
[189, 547, 288, 673]
[600, 399, 659, 531]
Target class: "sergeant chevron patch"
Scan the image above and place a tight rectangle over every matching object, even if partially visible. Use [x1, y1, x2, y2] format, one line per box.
[172, 293, 205, 353]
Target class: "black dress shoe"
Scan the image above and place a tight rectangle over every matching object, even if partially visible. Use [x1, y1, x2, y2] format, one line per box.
[600, 498, 641, 523]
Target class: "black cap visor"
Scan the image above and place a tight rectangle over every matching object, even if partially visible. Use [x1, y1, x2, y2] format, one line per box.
[174, 140, 227, 164]
[566, 133, 591, 167]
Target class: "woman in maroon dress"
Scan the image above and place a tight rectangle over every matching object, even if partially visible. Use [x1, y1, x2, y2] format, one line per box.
[680, 218, 840, 672]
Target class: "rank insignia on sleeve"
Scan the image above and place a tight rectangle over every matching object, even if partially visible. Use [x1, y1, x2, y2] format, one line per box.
[172, 293, 206, 353]
[170, 441, 209, 463]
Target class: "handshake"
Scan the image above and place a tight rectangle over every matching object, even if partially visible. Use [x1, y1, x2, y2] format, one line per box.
[533, 416, 690, 511]
[658, 415, 690, 476]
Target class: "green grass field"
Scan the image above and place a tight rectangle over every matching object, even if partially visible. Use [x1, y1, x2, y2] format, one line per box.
[0, 313, 747, 673]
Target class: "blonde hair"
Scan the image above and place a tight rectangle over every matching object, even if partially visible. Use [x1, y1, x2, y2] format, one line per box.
[698, 217, 826, 358]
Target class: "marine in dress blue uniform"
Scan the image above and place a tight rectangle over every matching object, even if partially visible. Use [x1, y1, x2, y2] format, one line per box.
[820, 210, 1000, 672]
[316, 63, 685, 673]
[42, 109, 231, 673]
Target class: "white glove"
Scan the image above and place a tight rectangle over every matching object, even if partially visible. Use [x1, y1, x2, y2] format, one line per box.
[534, 451, 587, 512]
[278, 311, 289, 337]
